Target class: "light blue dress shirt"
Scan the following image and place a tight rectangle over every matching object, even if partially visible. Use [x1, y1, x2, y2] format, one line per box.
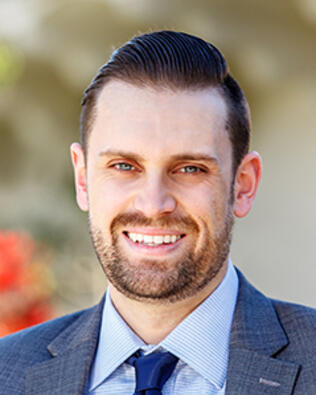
[86, 259, 238, 394]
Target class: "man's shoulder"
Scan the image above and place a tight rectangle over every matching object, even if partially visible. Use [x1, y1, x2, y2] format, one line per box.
[0, 307, 85, 352]
[0, 298, 104, 394]
[235, 268, 316, 354]
[0, 307, 90, 366]
[272, 298, 316, 342]
[237, 268, 316, 327]
[272, 297, 316, 320]
[0, 303, 100, 390]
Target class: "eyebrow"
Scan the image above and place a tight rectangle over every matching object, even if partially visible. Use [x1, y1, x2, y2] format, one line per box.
[98, 149, 219, 166]
[98, 150, 143, 162]
[170, 153, 219, 165]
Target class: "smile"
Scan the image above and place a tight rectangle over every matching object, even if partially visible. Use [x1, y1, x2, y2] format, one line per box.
[123, 231, 185, 246]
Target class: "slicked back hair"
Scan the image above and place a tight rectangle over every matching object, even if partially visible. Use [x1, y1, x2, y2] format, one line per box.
[81, 31, 250, 175]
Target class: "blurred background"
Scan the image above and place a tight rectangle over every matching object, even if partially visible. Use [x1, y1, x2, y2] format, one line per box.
[0, 0, 316, 333]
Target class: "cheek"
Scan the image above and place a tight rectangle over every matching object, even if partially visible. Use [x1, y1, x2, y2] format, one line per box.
[179, 181, 214, 212]
[88, 177, 135, 223]
[178, 182, 228, 228]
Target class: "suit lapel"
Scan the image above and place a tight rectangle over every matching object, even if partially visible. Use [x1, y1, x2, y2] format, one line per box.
[25, 341, 95, 395]
[26, 298, 104, 395]
[226, 269, 300, 394]
[25, 271, 302, 394]
[226, 348, 299, 394]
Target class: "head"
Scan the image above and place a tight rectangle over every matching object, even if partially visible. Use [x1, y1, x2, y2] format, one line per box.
[80, 31, 251, 177]
[71, 31, 261, 305]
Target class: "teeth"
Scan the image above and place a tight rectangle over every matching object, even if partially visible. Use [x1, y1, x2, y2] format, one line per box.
[129, 233, 137, 242]
[164, 235, 171, 243]
[143, 235, 153, 244]
[127, 232, 182, 246]
[153, 235, 164, 245]
[136, 234, 144, 243]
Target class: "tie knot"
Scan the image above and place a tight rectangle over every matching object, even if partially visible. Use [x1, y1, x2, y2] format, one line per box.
[127, 351, 178, 394]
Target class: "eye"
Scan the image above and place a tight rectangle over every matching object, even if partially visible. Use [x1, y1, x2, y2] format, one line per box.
[112, 163, 136, 171]
[178, 165, 204, 174]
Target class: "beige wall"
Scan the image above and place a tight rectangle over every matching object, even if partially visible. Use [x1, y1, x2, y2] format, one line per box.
[1, 0, 315, 311]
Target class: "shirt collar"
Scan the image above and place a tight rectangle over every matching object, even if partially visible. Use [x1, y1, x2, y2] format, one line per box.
[89, 259, 238, 391]
[89, 288, 146, 391]
[161, 259, 238, 389]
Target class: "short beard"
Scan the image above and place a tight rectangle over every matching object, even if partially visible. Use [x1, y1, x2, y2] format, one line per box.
[89, 211, 234, 304]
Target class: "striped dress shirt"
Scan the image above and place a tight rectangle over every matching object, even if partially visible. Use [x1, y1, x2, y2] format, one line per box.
[85, 259, 238, 394]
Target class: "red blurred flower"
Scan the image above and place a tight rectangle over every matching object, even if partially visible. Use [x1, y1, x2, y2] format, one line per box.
[0, 231, 55, 336]
[0, 232, 34, 291]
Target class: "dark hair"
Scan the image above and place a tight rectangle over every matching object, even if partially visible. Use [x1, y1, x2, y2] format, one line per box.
[81, 30, 250, 175]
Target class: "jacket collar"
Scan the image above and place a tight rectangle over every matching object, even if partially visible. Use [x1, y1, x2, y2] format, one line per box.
[226, 268, 300, 394]
[25, 269, 301, 394]
[26, 298, 104, 395]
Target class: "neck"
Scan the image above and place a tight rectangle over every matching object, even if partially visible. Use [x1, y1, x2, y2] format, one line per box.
[108, 262, 228, 344]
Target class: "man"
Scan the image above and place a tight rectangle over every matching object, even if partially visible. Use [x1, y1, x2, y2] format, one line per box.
[0, 31, 315, 394]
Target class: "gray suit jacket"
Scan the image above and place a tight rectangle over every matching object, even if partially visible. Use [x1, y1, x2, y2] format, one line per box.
[0, 269, 315, 394]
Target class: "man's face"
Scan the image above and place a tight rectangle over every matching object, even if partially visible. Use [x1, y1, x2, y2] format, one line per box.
[78, 81, 236, 303]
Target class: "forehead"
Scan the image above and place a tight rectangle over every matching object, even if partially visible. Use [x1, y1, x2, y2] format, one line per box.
[89, 80, 231, 165]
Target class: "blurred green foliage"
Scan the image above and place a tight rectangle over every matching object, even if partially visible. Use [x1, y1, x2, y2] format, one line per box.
[0, 42, 23, 86]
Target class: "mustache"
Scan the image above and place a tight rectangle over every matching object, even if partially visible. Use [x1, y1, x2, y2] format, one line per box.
[110, 212, 199, 233]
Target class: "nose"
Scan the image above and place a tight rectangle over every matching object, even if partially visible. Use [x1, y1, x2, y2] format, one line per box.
[133, 174, 177, 218]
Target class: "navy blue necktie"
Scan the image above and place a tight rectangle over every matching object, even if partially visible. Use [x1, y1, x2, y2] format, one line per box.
[127, 351, 179, 395]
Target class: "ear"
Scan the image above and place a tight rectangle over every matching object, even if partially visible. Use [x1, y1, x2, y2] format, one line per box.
[233, 151, 262, 218]
[70, 142, 88, 212]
